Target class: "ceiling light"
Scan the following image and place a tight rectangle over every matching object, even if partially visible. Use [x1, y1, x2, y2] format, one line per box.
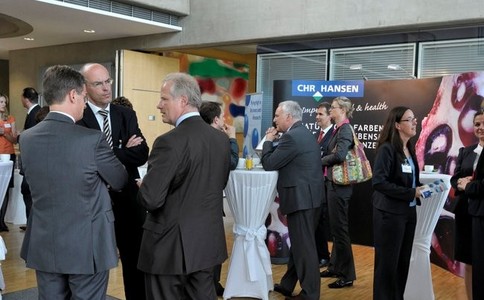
[83, 29, 96, 33]
[23, 37, 34, 41]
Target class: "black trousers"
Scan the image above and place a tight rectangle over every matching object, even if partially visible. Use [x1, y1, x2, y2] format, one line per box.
[112, 189, 147, 300]
[279, 208, 320, 300]
[472, 216, 484, 300]
[145, 267, 216, 300]
[326, 180, 356, 281]
[373, 206, 416, 300]
[314, 200, 330, 261]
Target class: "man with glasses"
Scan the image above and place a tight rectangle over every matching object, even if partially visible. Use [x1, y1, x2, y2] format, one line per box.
[78, 63, 149, 300]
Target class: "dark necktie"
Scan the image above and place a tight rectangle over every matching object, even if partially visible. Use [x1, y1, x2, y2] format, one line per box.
[98, 110, 113, 148]
[317, 130, 324, 143]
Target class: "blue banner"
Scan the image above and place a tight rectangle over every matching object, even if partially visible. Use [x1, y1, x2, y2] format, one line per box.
[292, 80, 364, 100]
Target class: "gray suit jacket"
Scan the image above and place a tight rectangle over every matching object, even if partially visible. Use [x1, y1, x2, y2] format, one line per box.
[261, 121, 323, 215]
[19, 112, 128, 274]
[137, 116, 231, 275]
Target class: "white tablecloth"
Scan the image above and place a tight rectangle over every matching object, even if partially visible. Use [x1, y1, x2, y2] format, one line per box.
[5, 169, 26, 225]
[404, 173, 451, 300]
[0, 162, 13, 216]
[223, 168, 278, 300]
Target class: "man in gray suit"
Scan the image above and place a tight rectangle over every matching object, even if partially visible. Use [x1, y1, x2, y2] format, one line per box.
[262, 100, 323, 300]
[19, 65, 128, 300]
[137, 73, 231, 300]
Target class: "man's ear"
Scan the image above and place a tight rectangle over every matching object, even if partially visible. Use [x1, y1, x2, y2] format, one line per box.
[68, 89, 77, 103]
[179, 94, 189, 106]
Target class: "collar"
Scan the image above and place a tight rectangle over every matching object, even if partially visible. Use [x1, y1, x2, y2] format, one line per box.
[321, 124, 333, 135]
[49, 111, 75, 123]
[87, 101, 111, 114]
[176, 112, 200, 127]
[334, 118, 350, 130]
[27, 104, 39, 114]
[474, 144, 483, 156]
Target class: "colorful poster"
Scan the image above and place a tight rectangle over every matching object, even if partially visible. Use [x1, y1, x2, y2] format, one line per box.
[273, 73, 484, 276]
[164, 52, 248, 132]
[243, 93, 263, 158]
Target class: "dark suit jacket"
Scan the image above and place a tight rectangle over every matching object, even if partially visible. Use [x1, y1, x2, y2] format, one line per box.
[137, 116, 231, 275]
[321, 123, 354, 182]
[229, 138, 239, 170]
[24, 104, 41, 130]
[465, 147, 484, 217]
[372, 142, 421, 214]
[451, 145, 477, 210]
[77, 104, 149, 201]
[318, 125, 334, 158]
[19, 112, 127, 274]
[20, 104, 41, 194]
[261, 121, 323, 215]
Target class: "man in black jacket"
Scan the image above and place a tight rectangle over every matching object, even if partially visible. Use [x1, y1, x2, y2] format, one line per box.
[78, 63, 149, 300]
[19, 87, 41, 230]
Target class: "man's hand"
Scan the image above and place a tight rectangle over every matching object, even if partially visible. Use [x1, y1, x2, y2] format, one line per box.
[125, 134, 144, 148]
[265, 127, 279, 142]
[457, 176, 473, 191]
[223, 124, 236, 139]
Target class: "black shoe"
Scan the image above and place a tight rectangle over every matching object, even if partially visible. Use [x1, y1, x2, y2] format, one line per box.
[273, 283, 293, 297]
[19, 226, 27, 231]
[319, 258, 330, 268]
[320, 269, 339, 278]
[215, 282, 224, 297]
[328, 279, 353, 289]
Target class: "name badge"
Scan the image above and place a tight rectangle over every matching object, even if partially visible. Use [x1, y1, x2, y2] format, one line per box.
[3, 124, 11, 128]
[402, 164, 412, 173]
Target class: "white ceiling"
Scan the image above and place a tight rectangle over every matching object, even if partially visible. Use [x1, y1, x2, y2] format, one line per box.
[0, 0, 182, 60]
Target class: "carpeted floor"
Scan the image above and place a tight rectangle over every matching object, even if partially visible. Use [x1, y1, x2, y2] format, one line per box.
[3, 287, 120, 299]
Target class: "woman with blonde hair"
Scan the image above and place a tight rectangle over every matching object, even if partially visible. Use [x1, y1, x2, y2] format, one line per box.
[0, 93, 18, 231]
[320, 96, 357, 288]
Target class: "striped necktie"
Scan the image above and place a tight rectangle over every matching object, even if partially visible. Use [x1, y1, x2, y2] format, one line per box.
[98, 110, 113, 148]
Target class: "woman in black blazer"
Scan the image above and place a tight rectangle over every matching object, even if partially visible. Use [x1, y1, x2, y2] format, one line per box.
[320, 96, 356, 289]
[456, 111, 484, 300]
[449, 112, 483, 300]
[372, 106, 425, 300]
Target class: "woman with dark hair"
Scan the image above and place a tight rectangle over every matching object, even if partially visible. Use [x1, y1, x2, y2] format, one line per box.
[372, 106, 425, 300]
[455, 111, 484, 300]
[320, 96, 357, 288]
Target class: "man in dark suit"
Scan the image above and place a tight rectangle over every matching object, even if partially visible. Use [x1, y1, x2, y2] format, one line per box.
[78, 63, 149, 300]
[19, 87, 41, 229]
[137, 72, 231, 300]
[19, 65, 127, 299]
[314, 102, 333, 268]
[199, 100, 239, 296]
[262, 100, 323, 300]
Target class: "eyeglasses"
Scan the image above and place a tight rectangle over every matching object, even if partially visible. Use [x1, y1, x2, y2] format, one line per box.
[88, 78, 113, 88]
[329, 106, 341, 110]
[400, 117, 417, 123]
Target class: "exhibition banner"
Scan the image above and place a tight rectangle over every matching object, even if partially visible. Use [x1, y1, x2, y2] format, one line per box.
[272, 73, 484, 275]
[243, 93, 263, 158]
